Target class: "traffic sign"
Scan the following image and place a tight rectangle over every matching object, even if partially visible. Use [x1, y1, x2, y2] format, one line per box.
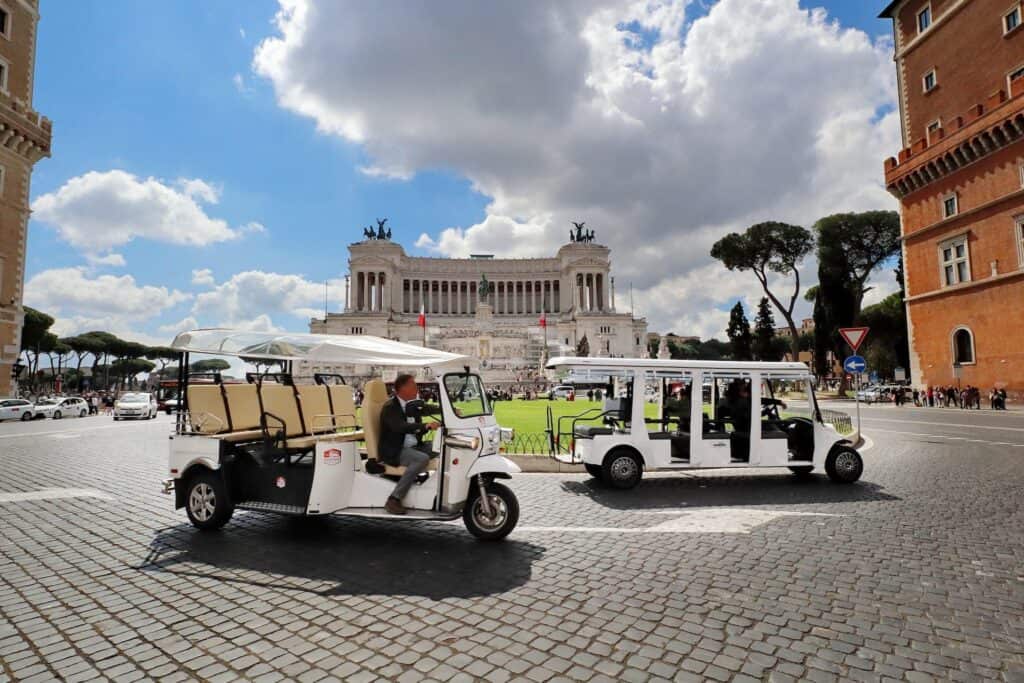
[843, 355, 867, 374]
[839, 327, 869, 352]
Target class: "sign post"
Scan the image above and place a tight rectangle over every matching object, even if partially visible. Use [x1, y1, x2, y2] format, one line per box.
[840, 327, 870, 438]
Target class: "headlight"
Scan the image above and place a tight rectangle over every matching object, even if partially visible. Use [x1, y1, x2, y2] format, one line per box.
[500, 427, 514, 443]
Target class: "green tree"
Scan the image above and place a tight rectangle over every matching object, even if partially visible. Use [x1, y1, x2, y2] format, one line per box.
[858, 292, 909, 379]
[145, 346, 181, 376]
[111, 358, 156, 388]
[76, 331, 120, 389]
[19, 307, 55, 387]
[62, 335, 104, 390]
[726, 302, 753, 361]
[190, 358, 231, 373]
[752, 297, 779, 361]
[711, 221, 814, 359]
[812, 211, 900, 379]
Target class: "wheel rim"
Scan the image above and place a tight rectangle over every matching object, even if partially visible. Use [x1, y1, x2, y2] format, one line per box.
[835, 451, 860, 477]
[471, 494, 508, 531]
[611, 456, 638, 482]
[189, 483, 216, 522]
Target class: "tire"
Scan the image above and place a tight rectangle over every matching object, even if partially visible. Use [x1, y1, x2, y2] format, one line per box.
[113, 416, 119, 421]
[165, 408, 172, 415]
[584, 463, 603, 480]
[20, 412, 31, 421]
[79, 409, 87, 418]
[463, 481, 519, 541]
[151, 412, 157, 419]
[788, 466, 814, 477]
[53, 411, 62, 420]
[825, 446, 863, 483]
[602, 449, 643, 490]
[184, 471, 234, 530]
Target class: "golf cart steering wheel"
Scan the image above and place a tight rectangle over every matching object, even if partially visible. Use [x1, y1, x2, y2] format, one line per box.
[761, 401, 782, 421]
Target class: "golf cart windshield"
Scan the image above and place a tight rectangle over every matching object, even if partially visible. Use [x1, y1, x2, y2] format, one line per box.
[444, 373, 491, 418]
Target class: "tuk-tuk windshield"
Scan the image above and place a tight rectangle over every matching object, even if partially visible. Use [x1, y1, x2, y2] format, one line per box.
[443, 373, 492, 418]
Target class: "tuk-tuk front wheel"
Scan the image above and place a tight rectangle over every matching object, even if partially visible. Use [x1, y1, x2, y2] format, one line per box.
[464, 481, 519, 541]
[825, 446, 863, 483]
[184, 471, 234, 530]
[603, 449, 642, 489]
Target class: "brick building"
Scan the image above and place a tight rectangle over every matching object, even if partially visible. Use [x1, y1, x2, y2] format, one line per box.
[0, 0, 51, 397]
[880, 0, 1024, 399]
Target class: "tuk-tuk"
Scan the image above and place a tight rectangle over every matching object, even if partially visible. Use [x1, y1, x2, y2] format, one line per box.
[545, 356, 863, 489]
[162, 329, 520, 540]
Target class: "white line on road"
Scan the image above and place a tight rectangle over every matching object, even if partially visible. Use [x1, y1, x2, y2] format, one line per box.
[516, 508, 840, 535]
[0, 488, 112, 504]
[866, 427, 1024, 447]
[0, 421, 165, 440]
[861, 416, 1024, 433]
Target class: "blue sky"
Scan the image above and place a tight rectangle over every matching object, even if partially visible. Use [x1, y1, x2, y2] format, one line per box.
[25, 1, 899, 344]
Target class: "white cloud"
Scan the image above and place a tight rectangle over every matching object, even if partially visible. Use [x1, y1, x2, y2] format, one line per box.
[84, 252, 126, 267]
[233, 73, 252, 94]
[190, 270, 344, 328]
[191, 268, 215, 287]
[254, 0, 900, 334]
[31, 170, 245, 253]
[240, 221, 266, 234]
[24, 267, 191, 343]
[158, 316, 199, 337]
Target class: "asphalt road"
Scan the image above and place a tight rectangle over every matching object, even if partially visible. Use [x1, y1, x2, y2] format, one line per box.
[1, 410, 1022, 682]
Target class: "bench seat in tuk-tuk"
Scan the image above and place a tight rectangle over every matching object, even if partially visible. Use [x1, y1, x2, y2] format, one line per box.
[574, 425, 614, 438]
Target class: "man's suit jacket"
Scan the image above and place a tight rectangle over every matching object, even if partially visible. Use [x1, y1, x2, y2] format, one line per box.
[377, 396, 441, 465]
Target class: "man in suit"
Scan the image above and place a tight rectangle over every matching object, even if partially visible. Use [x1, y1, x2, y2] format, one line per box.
[380, 373, 442, 515]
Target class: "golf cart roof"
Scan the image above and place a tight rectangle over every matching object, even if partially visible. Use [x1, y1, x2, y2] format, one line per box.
[171, 328, 472, 369]
[546, 356, 811, 376]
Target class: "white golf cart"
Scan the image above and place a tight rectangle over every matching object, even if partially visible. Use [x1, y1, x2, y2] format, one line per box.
[545, 357, 863, 489]
[161, 329, 520, 540]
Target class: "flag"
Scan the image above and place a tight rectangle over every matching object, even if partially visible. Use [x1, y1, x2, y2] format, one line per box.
[418, 304, 426, 327]
[539, 311, 546, 328]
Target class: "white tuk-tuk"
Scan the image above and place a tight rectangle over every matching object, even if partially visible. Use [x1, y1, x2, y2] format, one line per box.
[545, 357, 863, 489]
[162, 329, 521, 540]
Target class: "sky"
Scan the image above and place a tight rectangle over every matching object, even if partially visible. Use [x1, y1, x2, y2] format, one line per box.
[25, 0, 902, 347]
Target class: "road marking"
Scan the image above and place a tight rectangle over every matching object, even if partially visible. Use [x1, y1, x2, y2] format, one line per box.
[516, 508, 840, 535]
[866, 427, 1024, 447]
[0, 488, 113, 504]
[861, 416, 1024, 433]
[0, 421, 165, 440]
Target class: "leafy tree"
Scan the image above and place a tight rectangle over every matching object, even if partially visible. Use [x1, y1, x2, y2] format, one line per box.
[752, 297, 780, 361]
[858, 292, 909, 379]
[19, 307, 55, 388]
[812, 211, 900, 380]
[711, 221, 814, 359]
[145, 346, 181, 375]
[111, 358, 156, 388]
[62, 335, 104, 389]
[77, 331, 120, 388]
[726, 302, 753, 361]
[576, 335, 590, 358]
[190, 358, 231, 373]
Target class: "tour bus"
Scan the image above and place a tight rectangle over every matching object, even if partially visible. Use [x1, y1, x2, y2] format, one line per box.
[162, 329, 520, 540]
[544, 356, 863, 489]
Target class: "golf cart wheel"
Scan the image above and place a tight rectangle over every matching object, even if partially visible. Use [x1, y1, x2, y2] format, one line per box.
[584, 463, 603, 480]
[602, 449, 642, 490]
[464, 481, 519, 541]
[825, 446, 863, 484]
[184, 471, 234, 530]
[20, 412, 31, 421]
[53, 411, 62, 419]
[788, 466, 814, 478]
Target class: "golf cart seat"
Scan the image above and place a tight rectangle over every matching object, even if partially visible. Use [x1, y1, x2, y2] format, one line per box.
[361, 379, 436, 478]
[574, 425, 613, 438]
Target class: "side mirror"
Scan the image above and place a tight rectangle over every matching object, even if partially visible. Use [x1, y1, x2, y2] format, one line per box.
[500, 427, 514, 443]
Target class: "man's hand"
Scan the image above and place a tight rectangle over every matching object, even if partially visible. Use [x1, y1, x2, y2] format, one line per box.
[425, 421, 441, 431]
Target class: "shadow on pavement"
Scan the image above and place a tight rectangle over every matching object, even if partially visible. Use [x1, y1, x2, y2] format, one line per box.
[142, 514, 543, 599]
[559, 472, 898, 510]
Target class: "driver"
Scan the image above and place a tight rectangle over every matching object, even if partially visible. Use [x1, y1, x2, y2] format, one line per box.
[380, 374, 441, 515]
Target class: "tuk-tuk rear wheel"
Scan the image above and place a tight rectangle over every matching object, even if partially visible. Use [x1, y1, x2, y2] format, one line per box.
[184, 471, 234, 530]
[463, 481, 519, 541]
[603, 449, 642, 490]
[584, 464, 602, 480]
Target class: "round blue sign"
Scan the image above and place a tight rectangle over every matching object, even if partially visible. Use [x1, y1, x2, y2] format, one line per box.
[843, 355, 867, 374]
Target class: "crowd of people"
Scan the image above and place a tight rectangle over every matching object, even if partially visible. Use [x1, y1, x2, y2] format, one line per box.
[908, 385, 1009, 410]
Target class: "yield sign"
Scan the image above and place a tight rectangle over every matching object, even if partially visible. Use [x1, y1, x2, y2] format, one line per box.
[839, 327, 870, 352]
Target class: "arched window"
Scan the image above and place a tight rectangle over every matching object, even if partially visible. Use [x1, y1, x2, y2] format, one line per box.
[952, 327, 975, 365]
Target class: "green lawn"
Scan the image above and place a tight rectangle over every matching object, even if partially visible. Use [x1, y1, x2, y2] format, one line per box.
[493, 399, 660, 434]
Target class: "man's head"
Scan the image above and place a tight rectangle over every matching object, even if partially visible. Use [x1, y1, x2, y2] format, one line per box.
[394, 373, 418, 401]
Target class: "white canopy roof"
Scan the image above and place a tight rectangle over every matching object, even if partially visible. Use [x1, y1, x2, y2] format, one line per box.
[171, 329, 472, 369]
[547, 356, 810, 374]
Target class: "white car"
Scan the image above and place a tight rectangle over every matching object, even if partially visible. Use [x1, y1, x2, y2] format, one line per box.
[548, 385, 575, 399]
[0, 398, 36, 421]
[114, 392, 158, 420]
[33, 397, 89, 419]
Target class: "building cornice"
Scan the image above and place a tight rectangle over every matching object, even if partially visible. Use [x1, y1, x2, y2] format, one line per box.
[905, 267, 1024, 303]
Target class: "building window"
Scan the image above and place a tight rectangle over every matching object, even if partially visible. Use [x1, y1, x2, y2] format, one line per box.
[1016, 215, 1024, 267]
[1020, 161, 1024, 187]
[0, 164, 6, 196]
[0, 7, 9, 39]
[917, 5, 932, 33]
[926, 119, 941, 143]
[952, 328, 975, 365]
[939, 235, 971, 286]
[1009, 64, 1024, 94]
[1004, 5, 1022, 34]
[942, 193, 958, 218]
[922, 69, 937, 93]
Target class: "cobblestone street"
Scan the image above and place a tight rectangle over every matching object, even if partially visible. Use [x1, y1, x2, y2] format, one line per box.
[2, 409, 1023, 682]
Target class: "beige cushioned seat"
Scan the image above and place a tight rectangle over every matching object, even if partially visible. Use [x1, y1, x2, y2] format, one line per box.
[297, 385, 333, 434]
[215, 384, 265, 442]
[328, 385, 357, 429]
[187, 385, 229, 434]
[361, 379, 436, 475]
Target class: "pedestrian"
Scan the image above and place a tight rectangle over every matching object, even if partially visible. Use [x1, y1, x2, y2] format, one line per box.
[912, 388, 920, 406]
[926, 386, 934, 407]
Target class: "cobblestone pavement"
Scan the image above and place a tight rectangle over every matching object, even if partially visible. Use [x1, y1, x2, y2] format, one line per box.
[1, 413, 1023, 682]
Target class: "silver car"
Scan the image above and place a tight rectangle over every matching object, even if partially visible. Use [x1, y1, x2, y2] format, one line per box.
[114, 392, 158, 420]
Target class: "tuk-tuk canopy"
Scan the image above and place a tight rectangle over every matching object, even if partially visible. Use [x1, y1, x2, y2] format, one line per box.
[546, 356, 811, 379]
[171, 328, 472, 369]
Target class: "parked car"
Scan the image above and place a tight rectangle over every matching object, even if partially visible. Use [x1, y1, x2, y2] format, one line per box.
[33, 397, 89, 419]
[162, 397, 181, 415]
[114, 392, 158, 420]
[548, 385, 575, 400]
[0, 398, 36, 421]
